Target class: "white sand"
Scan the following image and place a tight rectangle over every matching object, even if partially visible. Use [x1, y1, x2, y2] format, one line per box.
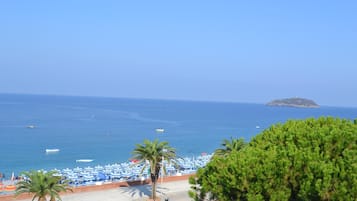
[17, 180, 191, 201]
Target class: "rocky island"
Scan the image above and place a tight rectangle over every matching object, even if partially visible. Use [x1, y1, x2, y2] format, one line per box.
[266, 97, 319, 108]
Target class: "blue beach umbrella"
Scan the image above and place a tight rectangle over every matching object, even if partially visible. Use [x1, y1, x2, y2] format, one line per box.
[97, 172, 107, 180]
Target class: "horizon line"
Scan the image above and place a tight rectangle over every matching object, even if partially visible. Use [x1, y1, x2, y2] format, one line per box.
[0, 92, 354, 109]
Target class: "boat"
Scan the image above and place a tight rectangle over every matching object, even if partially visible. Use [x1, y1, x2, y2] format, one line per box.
[76, 159, 94, 163]
[46, 149, 60, 153]
[155, 128, 165, 133]
[26, 125, 36, 129]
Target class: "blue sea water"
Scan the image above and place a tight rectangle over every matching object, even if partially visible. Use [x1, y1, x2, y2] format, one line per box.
[0, 94, 356, 179]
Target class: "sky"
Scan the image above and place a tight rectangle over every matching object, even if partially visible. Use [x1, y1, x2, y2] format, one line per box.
[1, 1, 356, 107]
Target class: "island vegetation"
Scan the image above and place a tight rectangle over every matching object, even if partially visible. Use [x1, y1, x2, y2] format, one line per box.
[266, 97, 319, 108]
[189, 117, 357, 201]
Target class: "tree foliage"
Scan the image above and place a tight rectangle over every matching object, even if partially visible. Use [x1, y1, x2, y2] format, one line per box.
[214, 137, 246, 157]
[189, 117, 357, 201]
[132, 139, 176, 200]
[15, 170, 71, 201]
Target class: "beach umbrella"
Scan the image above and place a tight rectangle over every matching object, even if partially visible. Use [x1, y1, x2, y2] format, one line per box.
[97, 173, 106, 180]
[11, 172, 15, 181]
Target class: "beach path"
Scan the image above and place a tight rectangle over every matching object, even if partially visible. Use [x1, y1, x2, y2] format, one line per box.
[15, 180, 191, 201]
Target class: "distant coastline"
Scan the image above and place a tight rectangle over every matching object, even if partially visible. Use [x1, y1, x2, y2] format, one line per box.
[266, 97, 319, 108]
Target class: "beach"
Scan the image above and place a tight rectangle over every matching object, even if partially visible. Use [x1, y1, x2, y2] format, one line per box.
[1, 175, 192, 201]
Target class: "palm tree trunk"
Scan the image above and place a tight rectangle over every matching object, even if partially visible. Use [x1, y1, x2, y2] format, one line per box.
[152, 181, 157, 199]
[150, 164, 161, 200]
[38, 196, 47, 201]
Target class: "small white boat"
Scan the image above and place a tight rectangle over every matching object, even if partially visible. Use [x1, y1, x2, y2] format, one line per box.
[27, 125, 36, 129]
[76, 159, 94, 163]
[46, 149, 60, 153]
[155, 128, 165, 133]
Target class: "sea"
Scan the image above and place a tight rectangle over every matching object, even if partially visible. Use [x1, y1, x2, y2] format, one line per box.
[1, 93, 357, 179]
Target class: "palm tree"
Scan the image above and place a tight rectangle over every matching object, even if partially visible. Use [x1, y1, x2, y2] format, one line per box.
[214, 137, 246, 157]
[132, 139, 176, 200]
[15, 170, 71, 201]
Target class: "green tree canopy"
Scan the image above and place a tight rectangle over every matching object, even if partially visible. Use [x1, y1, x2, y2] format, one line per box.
[15, 170, 71, 201]
[190, 117, 357, 201]
[132, 139, 176, 200]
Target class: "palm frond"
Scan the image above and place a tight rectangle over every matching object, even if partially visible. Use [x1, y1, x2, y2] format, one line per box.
[132, 139, 177, 199]
[214, 137, 246, 157]
[16, 170, 71, 201]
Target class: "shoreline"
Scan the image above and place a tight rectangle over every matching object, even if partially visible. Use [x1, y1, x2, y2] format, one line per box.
[0, 174, 194, 201]
[1, 153, 211, 181]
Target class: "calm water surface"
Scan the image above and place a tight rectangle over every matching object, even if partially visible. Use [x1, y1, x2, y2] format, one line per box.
[1, 94, 356, 178]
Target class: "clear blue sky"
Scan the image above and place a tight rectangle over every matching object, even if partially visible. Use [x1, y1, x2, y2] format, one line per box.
[1, 1, 356, 107]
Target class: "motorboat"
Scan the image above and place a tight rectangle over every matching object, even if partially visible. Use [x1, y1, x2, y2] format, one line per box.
[46, 149, 60, 153]
[26, 125, 36, 129]
[155, 128, 165, 133]
[76, 159, 94, 163]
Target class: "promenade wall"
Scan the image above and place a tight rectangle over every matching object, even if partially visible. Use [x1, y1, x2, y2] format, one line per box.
[0, 174, 194, 201]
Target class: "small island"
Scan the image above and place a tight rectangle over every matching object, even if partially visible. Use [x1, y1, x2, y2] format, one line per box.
[266, 97, 319, 108]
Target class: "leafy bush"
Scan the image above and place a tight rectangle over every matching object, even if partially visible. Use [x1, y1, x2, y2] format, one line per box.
[190, 117, 357, 201]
